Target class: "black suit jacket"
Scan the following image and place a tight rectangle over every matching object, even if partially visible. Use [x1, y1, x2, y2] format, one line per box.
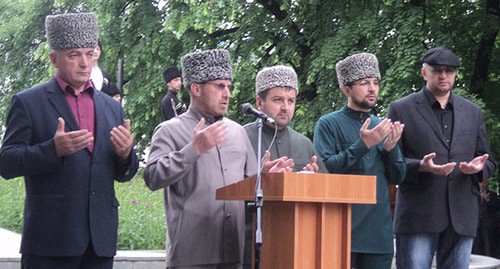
[0, 79, 139, 257]
[161, 90, 186, 121]
[387, 88, 496, 236]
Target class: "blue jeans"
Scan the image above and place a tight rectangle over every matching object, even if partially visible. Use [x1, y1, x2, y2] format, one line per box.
[396, 226, 474, 269]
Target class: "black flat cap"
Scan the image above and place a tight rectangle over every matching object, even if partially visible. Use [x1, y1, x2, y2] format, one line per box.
[421, 47, 461, 67]
[163, 66, 181, 83]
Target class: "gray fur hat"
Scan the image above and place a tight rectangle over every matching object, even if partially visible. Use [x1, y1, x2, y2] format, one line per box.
[45, 12, 98, 50]
[181, 49, 233, 88]
[255, 65, 298, 95]
[335, 52, 381, 88]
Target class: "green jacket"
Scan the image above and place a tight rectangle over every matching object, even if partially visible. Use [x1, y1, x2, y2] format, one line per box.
[313, 105, 406, 254]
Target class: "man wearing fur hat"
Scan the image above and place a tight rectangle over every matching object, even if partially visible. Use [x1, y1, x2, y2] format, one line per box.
[0, 12, 139, 268]
[388, 47, 497, 269]
[244, 65, 327, 173]
[144, 49, 291, 269]
[161, 66, 187, 121]
[313, 52, 406, 269]
[242, 65, 327, 268]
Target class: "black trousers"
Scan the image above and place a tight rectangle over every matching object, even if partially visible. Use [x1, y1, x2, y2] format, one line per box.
[21, 242, 113, 269]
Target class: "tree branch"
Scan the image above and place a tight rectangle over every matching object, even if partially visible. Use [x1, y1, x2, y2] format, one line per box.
[470, 0, 499, 98]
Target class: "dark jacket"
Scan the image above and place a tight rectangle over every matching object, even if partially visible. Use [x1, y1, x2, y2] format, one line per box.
[161, 90, 186, 121]
[0, 78, 139, 257]
[388, 88, 497, 237]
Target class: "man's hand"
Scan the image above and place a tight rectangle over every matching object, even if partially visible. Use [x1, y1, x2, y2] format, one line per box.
[383, 121, 404, 151]
[360, 118, 392, 148]
[54, 117, 93, 157]
[111, 119, 134, 161]
[261, 151, 294, 173]
[419, 152, 456, 176]
[192, 118, 228, 155]
[302, 155, 319, 173]
[459, 154, 489, 175]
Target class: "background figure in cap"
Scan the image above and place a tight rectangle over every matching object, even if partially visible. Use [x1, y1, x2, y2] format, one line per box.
[144, 49, 291, 268]
[90, 40, 120, 98]
[242, 65, 327, 268]
[314, 52, 406, 269]
[0, 12, 139, 269]
[388, 47, 497, 269]
[102, 83, 122, 103]
[161, 66, 187, 121]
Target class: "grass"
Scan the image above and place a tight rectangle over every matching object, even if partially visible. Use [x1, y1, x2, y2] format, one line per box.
[0, 171, 166, 250]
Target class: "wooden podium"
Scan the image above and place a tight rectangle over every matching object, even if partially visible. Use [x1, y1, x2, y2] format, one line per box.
[216, 172, 376, 269]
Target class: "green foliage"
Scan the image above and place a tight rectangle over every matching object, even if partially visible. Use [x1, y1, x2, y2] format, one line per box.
[115, 174, 166, 250]
[0, 175, 166, 250]
[0, 0, 498, 185]
[0, 179, 24, 233]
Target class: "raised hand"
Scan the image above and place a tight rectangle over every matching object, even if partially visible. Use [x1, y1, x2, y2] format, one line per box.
[459, 154, 489, 175]
[54, 117, 93, 157]
[419, 152, 456, 176]
[302, 155, 319, 173]
[261, 151, 294, 173]
[383, 121, 405, 151]
[111, 119, 134, 160]
[360, 118, 392, 148]
[192, 118, 228, 155]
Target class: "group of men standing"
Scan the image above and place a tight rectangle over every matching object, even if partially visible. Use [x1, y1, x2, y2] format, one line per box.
[0, 11, 497, 269]
[151, 45, 496, 269]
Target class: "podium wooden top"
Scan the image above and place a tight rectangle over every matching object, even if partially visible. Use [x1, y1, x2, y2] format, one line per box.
[216, 172, 376, 204]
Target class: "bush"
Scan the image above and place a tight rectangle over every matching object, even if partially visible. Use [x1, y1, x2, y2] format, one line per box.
[0, 173, 166, 250]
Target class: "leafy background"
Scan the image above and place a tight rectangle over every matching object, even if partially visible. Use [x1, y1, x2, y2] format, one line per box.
[0, 0, 499, 249]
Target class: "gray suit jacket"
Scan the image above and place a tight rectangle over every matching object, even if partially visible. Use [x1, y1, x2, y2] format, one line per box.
[387, 88, 496, 236]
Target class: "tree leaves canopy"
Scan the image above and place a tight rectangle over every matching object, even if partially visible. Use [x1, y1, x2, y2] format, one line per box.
[1, 0, 498, 184]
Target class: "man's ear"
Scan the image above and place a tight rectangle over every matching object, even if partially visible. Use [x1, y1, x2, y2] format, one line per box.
[421, 67, 428, 80]
[341, 85, 351, 98]
[49, 52, 58, 67]
[190, 83, 201, 97]
[256, 95, 264, 110]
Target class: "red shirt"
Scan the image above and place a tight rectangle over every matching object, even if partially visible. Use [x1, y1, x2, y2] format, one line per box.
[55, 75, 95, 153]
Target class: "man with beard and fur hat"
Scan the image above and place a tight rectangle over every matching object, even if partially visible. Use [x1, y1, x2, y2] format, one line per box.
[313, 52, 406, 269]
[144, 49, 292, 269]
[0, 12, 139, 269]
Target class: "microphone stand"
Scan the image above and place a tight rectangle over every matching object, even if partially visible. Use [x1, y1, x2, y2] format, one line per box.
[253, 118, 264, 269]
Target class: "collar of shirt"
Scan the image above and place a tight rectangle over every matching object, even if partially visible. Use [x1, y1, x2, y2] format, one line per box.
[188, 106, 224, 125]
[55, 74, 95, 96]
[167, 90, 179, 96]
[423, 87, 454, 110]
[261, 121, 288, 139]
[342, 104, 371, 122]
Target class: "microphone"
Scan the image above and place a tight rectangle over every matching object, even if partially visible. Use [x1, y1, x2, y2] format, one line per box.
[241, 103, 275, 123]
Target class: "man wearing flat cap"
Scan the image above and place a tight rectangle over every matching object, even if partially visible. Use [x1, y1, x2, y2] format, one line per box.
[314, 52, 406, 269]
[0, 12, 139, 269]
[145, 49, 290, 269]
[388, 47, 497, 269]
[161, 66, 187, 121]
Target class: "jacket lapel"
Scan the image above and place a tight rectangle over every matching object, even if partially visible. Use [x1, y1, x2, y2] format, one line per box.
[46, 79, 80, 131]
[92, 91, 108, 158]
[449, 95, 465, 151]
[414, 89, 449, 148]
